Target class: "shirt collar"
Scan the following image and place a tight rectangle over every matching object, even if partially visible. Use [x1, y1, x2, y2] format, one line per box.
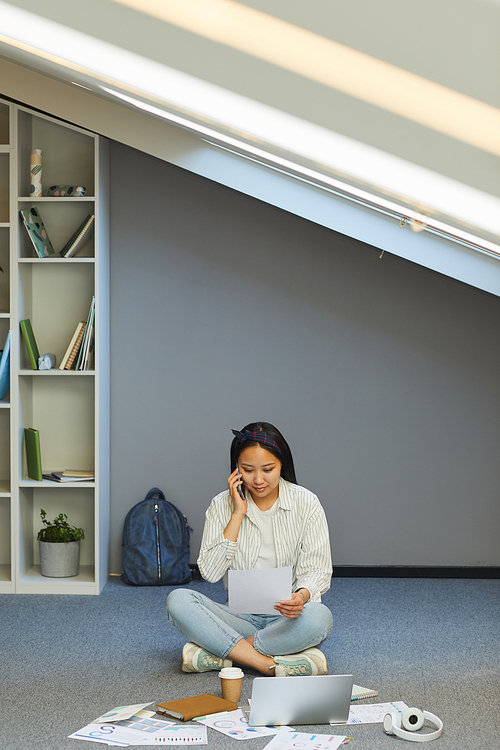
[276, 477, 294, 510]
[245, 478, 293, 521]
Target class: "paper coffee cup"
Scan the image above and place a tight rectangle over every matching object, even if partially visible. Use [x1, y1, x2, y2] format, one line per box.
[219, 667, 244, 702]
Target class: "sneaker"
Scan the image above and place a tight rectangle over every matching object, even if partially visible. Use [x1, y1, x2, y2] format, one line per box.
[181, 642, 233, 673]
[273, 648, 328, 677]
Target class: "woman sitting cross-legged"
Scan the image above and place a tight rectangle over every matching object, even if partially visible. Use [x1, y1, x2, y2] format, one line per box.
[166, 421, 333, 676]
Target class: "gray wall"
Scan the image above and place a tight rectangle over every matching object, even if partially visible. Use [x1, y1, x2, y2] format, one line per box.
[109, 141, 500, 574]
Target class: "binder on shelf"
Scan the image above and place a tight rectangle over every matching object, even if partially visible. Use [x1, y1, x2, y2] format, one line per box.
[19, 207, 55, 258]
[19, 319, 40, 370]
[60, 213, 95, 258]
[0, 330, 11, 400]
[24, 427, 43, 481]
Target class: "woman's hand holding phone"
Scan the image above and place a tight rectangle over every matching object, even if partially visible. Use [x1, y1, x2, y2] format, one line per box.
[224, 468, 248, 542]
[228, 467, 247, 515]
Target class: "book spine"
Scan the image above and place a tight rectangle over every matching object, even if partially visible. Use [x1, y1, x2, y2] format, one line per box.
[65, 324, 86, 370]
[19, 320, 39, 370]
[59, 322, 84, 370]
[25, 428, 42, 481]
[77, 297, 95, 370]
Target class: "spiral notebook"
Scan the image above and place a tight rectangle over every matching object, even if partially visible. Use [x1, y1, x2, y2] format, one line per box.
[351, 684, 378, 701]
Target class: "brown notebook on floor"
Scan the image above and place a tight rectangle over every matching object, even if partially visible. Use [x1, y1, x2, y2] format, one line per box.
[155, 694, 238, 721]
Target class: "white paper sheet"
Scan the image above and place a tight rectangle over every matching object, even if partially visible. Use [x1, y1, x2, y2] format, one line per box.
[69, 722, 147, 746]
[339, 701, 409, 725]
[69, 722, 207, 746]
[113, 711, 175, 734]
[228, 567, 292, 613]
[195, 709, 289, 740]
[134, 725, 208, 744]
[94, 705, 154, 724]
[263, 730, 347, 750]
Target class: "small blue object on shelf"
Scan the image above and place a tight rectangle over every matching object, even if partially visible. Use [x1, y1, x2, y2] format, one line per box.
[38, 352, 56, 370]
[0, 331, 11, 401]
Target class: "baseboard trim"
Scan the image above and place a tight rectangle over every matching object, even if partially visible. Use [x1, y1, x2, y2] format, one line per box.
[332, 566, 500, 579]
[189, 564, 500, 580]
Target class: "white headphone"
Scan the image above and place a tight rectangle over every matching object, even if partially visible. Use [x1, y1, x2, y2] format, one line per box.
[383, 708, 443, 742]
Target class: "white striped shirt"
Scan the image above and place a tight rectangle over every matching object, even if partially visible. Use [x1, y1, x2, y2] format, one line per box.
[197, 478, 332, 602]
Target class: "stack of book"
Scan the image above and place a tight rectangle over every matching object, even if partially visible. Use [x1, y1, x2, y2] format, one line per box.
[42, 469, 95, 483]
[59, 296, 95, 371]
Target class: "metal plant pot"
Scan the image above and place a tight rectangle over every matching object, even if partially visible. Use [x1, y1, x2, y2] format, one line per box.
[39, 540, 81, 578]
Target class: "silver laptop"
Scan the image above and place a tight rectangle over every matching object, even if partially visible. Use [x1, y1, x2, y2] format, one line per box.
[247, 674, 353, 726]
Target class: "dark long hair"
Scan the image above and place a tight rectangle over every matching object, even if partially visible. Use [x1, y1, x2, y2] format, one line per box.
[230, 422, 297, 484]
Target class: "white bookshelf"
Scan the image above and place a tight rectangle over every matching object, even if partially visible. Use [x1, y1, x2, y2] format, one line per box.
[0, 98, 13, 592]
[0, 97, 109, 594]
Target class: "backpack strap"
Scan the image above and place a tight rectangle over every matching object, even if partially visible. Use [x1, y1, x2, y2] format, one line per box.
[145, 487, 166, 501]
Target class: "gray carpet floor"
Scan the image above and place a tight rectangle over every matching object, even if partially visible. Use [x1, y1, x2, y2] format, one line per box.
[1, 576, 498, 750]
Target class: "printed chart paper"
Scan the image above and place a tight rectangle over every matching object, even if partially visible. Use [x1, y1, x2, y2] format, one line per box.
[339, 701, 409, 725]
[137, 725, 208, 744]
[69, 722, 207, 746]
[113, 711, 175, 734]
[69, 722, 147, 746]
[94, 704, 154, 724]
[196, 709, 290, 740]
[228, 567, 292, 613]
[263, 730, 347, 750]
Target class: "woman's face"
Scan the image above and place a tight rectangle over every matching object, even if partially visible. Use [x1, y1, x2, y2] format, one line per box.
[237, 444, 282, 505]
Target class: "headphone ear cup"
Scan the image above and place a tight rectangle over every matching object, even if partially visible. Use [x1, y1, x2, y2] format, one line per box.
[402, 707, 425, 732]
[383, 712, 401, 734]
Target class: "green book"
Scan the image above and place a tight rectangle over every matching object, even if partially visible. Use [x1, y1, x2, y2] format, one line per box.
[19, 319, 40, 370]
[24, 427, 43, 481]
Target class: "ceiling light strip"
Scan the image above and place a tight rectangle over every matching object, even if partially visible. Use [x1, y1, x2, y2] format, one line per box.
[101, 86, 500, 260]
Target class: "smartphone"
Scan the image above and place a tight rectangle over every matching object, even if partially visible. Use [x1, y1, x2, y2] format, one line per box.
[236, 465, 246, 500]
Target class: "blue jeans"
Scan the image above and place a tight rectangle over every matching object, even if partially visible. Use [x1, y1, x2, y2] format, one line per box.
[166, 588, 333, 660]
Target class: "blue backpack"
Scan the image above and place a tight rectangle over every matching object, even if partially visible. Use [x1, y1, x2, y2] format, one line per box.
[121, 488, 192, 586]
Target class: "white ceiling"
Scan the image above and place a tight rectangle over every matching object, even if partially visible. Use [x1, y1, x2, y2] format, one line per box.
[1, 0, 498, 191]
[0, 0, 499, 257]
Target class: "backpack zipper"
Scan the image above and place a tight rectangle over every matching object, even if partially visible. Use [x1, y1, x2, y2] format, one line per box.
[153, 503, 161, 583]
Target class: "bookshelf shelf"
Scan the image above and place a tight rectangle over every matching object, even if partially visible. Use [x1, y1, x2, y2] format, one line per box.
[18, 196, 92, 202]
[18, 257, 95, 264]
[20, 480, 96, 488]
[19, 370, 95, 376]
[3, 97, 109, 595]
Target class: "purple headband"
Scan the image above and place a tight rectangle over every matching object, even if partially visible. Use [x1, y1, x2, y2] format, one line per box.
[231, 429, 283, 459]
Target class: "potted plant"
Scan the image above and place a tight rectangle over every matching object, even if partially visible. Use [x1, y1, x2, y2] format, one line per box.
[37, 508, 85, 578]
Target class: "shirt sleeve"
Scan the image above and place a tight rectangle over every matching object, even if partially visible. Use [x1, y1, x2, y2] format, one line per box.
[293, 501, 332, 601]
[197, 494, 238, 583]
